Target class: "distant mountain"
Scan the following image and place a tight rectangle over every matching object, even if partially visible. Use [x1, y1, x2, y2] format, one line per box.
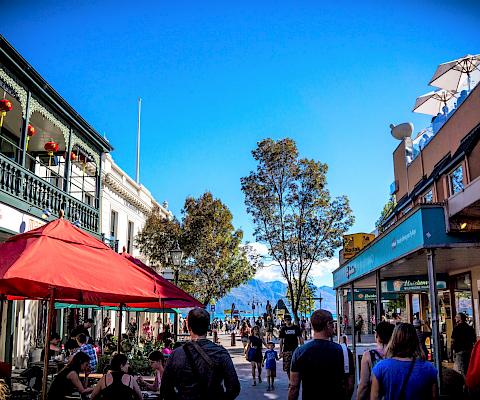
[215, 279, 336, 317]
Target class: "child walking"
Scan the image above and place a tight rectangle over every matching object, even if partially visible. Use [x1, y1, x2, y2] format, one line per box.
[263, 341, 279, 391]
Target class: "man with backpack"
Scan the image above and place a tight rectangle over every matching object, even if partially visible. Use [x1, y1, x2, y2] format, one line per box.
[160, 307, 240, 400]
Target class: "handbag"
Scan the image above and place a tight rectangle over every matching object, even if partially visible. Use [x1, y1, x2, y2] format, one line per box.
[247, 347, 257, 362]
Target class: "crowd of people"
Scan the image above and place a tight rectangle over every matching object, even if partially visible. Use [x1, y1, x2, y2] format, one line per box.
[21, 306, 480, 400]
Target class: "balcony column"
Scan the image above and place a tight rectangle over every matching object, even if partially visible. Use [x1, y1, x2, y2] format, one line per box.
[96, 153, 104, 233]
[63, 128, 73, 193]
[19, 90, 31, 167]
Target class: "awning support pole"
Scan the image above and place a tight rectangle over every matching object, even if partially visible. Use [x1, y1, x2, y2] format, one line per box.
[427, 249, 442, 390]
[41, 288, 55, 400]
[117, 304, 124, 353]
[376, 269, 382, 326]
[336, 289, 341, 340]
[350, 282, 356, 356]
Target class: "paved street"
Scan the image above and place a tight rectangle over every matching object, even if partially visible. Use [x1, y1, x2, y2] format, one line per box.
[217, 333, 291, 400]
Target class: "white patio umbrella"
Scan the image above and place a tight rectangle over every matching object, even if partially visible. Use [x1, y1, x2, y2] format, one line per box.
[412, 89, 457, 116]
[429, 54, 480, 92]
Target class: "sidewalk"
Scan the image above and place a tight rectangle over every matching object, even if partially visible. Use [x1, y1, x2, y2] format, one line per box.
[217, 333, 290, 400]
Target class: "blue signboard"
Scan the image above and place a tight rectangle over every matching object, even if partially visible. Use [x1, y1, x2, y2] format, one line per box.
[333, 206, 475, 288]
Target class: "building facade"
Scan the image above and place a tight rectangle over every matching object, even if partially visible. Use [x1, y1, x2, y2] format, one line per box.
[0, 35, 113, 366]
[334, 62, 480, 389]
[100, 153, 170, 258]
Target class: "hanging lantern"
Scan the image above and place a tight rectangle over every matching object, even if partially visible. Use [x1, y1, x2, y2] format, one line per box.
[44, 140, 59, 166]
[25, 124, 36, 151]
[63, 151, 77, 162]
[0, 99, 13, 128]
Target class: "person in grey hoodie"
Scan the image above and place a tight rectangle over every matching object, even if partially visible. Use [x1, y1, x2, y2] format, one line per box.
[160, 308, 240, 400]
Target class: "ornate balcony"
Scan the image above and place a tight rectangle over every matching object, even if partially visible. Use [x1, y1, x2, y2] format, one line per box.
[0, 153, 99, 234]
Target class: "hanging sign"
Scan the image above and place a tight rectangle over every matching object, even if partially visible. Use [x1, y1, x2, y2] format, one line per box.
[381, 275, 447, 293]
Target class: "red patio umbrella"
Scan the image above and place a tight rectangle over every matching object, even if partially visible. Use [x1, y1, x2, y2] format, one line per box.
[117, 251, 202, 309]
[0, 217, 178, 398]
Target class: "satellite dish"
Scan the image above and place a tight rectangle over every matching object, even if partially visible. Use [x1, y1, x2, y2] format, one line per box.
[390, 123, 414, 140]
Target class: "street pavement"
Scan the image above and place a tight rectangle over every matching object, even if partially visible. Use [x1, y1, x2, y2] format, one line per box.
[217, 333, 291, 400]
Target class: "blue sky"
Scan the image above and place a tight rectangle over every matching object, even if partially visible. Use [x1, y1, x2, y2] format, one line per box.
[4, 1, 479, 285]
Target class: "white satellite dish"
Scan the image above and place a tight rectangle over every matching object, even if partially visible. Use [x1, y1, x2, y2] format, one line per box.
[390, 123, 414, 140]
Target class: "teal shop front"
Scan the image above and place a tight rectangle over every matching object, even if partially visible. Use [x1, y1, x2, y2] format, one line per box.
[333, 205, 480, 389]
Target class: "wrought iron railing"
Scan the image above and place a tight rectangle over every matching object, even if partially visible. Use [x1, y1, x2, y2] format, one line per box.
[0, 153, 99, 233]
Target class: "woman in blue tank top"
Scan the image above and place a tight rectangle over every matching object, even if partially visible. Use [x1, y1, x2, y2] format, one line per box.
[371, 323, 438, 400]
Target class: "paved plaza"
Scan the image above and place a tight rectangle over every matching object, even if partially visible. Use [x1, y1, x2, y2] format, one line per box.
[217, 333, 291, 400]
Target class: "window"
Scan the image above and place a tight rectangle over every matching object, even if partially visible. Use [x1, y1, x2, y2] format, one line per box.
[423, 189, 433, 203]
[127, 221, 134, 254]
[449, 165, 464, 195]
[110, 210, 118, 239]
[84, 193, 94, 207]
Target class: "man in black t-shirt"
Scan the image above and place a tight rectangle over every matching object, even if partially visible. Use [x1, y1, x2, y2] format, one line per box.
[279, 315, 303, 378]
[452, 312, 476, 376]
[70, 318, 94, 344]
[288, 309, 353, 400]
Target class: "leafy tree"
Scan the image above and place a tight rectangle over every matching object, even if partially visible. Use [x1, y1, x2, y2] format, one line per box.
[241, 138, 354, 323]
[285, 278, 316, 318]
[136, 192, 260, 305]
[375, 196, 397, 230]
[135, 207, 181, 268]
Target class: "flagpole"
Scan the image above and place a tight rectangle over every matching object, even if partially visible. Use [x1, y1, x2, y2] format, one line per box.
[136, 97, 141, 184]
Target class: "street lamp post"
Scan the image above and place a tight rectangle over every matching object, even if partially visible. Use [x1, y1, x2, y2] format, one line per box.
[248, 297, 262, 320]
[169, 242, 184, 286]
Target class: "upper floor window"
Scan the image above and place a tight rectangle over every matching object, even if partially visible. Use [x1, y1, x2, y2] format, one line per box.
[423, 189, 433, 203]
[127, 221, 134, 254]
[449, 165, 464, 196]
[110, 210, 118, 239]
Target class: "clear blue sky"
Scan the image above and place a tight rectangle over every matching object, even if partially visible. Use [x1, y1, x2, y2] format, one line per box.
[4, 1, 479, 247]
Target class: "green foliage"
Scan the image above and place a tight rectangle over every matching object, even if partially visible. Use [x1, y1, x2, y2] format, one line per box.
[285, 279, 316, 317]
[135, 208, 181, 268]
[241, 138, 354, 323]
[375, 196, 397, 230]
[136, 192, 261, 305]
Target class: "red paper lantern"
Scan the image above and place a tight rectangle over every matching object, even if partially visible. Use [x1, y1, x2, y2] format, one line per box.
[78, 154, 89, 164]
[0, 99, 13, 113]
[27, 124, 36, 137]
[25, 124, 37, 151]
[0, 99, 13, 127]
[44, 141, 59, 155]
[64, 151, 77, 162]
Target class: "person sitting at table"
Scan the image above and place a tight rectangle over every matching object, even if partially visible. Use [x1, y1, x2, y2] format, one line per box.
[138, 351, 165, 392]
[41, 332, 61, 361]
[47, 351, 93, 400]
[75, 333, 98, 372]
[90, 353, 142, 400]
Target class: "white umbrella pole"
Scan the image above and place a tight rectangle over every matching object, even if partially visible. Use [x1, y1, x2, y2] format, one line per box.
[41, 289, 55, 400]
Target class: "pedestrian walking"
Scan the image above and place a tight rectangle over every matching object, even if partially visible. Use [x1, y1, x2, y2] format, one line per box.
[355, 314, 364, 343]
[452, 312, 476, 376]
[288, 309, 353, 400]
[279, 314, 303, 379]
[356, 321, 394, 400]
[240, 321, 250, 356]
[246, 325, 265, 386]
[160, 307, 240, 399]
[263, 341, 279, 392]
[370, 322, 438, 400]
[265, 315, 274, 342]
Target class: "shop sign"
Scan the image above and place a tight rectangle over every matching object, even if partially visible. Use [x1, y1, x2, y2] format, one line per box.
[343, 233, 376, 260]
[381, 276, 447, 293]
[346, 289, 399, 301]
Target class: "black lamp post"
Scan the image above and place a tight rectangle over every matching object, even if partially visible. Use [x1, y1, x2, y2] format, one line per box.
[169, 242, 183, 286]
